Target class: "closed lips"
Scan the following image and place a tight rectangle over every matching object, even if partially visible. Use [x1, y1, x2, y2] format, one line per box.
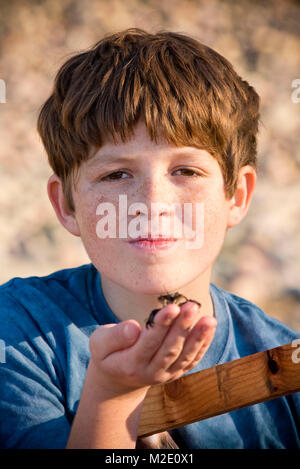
[129, 237, 177, 242]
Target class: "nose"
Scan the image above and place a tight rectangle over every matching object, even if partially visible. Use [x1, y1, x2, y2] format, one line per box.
[145, 170, 179, 201]
[134, 208, 168, 217]
[134, 175, 175, 217]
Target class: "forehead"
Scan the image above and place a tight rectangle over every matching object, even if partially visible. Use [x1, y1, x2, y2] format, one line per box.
[85, 122, 218, 169]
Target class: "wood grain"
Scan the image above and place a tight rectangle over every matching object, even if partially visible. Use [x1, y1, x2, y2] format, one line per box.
[138, 341, 300, 437]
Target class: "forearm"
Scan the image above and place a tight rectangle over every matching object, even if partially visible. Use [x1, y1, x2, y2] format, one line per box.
[66, 360, 148, 449]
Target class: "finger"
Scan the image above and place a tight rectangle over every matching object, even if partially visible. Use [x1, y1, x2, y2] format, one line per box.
[147, 301, 201, 371]
[133, 303, 181, 363]
[168, 315, 217, 373]
[89, 320, 141, 361]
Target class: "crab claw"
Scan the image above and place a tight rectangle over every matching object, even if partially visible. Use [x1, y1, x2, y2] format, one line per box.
[145, 308, 160, 328]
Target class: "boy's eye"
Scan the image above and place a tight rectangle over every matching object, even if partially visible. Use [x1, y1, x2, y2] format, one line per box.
[100, 168, 203, 181]
[172, 168, 202, 177]
[102, 171, 130, 181]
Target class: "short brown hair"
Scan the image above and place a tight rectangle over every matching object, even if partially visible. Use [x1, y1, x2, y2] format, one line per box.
[37, 28, 260, 212]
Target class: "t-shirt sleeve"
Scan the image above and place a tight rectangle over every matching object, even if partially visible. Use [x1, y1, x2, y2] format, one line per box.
[0, 289, 71, 449]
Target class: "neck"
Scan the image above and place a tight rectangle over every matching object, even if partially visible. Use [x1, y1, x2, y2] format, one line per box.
[99, 269, 215, 326]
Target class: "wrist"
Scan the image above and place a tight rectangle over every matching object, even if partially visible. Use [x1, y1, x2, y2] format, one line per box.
[67, 359, 150, 449]
[87, 358, 149, 401]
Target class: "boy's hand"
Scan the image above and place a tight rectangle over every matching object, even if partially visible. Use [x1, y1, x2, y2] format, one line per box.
[89, 302, 217, 397]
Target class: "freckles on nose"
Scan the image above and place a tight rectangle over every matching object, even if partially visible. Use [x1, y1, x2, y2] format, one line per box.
[140, 176, 164, 197]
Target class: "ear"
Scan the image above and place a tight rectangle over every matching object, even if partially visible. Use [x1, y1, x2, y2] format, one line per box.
[227, 165, 256, 229]
[47, 174, 81, 237]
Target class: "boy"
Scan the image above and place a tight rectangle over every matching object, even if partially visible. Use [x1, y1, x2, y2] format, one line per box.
[0, 28, 299, 449]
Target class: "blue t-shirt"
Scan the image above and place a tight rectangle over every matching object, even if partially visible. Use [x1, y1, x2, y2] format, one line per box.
[0, 263, 299, 449]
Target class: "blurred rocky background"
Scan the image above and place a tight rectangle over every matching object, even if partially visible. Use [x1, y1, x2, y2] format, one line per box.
[0, 0, 299, 330]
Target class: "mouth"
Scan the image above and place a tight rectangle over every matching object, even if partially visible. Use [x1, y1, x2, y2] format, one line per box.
[129, 235, 178, 242]
[128, 236, 179, 251]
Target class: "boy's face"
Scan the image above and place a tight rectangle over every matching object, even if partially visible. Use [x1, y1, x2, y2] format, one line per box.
[50, 121, 255, 295]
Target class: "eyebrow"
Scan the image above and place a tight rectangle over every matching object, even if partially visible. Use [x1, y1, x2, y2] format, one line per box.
[86, 153, 136, 168]
[86, 148, 211, 168]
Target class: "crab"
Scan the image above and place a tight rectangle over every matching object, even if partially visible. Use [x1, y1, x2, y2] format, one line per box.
[145, 292, 201, 328]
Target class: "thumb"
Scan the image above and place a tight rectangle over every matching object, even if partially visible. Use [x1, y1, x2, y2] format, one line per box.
[89, 320, 141, 361]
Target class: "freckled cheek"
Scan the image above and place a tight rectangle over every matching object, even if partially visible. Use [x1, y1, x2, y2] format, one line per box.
[185, 182, 227, 237]
[203, 204, 229, 247]
[75, 200, 102, 241]
[186, 188, 224, 232]
[76, 194, 124, 248]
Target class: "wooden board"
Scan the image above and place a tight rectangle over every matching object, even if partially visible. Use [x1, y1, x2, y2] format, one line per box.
[138, 341, 300, 437]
